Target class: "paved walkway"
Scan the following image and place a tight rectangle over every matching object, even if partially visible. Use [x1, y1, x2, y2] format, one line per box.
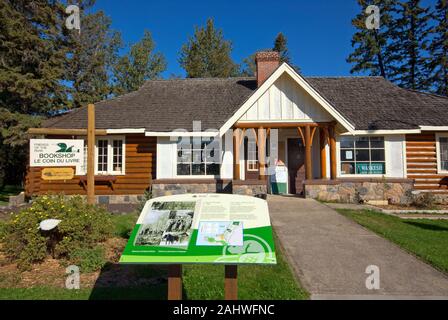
[268, 196, 448, 299]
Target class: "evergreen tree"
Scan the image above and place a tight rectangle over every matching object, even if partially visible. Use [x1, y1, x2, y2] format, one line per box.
[0, 108, 42, 188]
[0, 0, 68, 114]
[240, 33, 299, 76]
[273, 33, 291, 64]
[240, 53, 257, 77]
[113, 30, 166, 95]
[347, 0, 398, 78]
[67, 10, 122, 108]
[391, 0, 431, 90]
[427, 0, 448, 96]
[179, 18, 239, 78]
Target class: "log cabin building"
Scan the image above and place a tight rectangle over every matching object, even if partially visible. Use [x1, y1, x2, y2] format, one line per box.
[26, 51, 448, 205]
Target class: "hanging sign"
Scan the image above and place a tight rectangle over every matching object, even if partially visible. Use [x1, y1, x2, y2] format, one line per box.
[120, 194, 277, 265]
[30, 139, 84, 167]
[41, 168, 75, 181]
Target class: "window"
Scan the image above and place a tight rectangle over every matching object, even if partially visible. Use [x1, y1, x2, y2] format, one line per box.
[78, 143, 88, 175]
[77, 136, 125, 175]
[246, 137, 258, 171]
[112, 140, 123, 172]
[97, 139, 109, 173]
[340, 136, 385, 175]
[177, 137, 220, 176]
[437, 136, 448, 172]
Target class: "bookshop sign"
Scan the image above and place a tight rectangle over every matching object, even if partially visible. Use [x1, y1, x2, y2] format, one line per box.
[30, 139, 84, 167]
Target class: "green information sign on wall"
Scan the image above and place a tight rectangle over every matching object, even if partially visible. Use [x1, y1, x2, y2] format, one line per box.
[119, 194, 277, 265]
[356, 163, 385, 175]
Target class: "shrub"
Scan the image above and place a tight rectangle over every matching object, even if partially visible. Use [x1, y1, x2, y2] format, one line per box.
[411, 193, 437, 209]
[1, 195, 113, 271]
[69, 246, 106, 273]
[112, 213, 138, 239]
[136, 188, 152, 213]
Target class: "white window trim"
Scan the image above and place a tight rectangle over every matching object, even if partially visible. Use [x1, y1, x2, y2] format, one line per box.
[337, 135, 387, 178]
[436, 133, 448, 174]
[174, 137, 221, 178]
[95, 136, 126, 175]
[76, 136, 126, 176]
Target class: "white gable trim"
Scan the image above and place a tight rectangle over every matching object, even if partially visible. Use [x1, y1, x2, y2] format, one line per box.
[219, 63, 355, 136]
[145, 131, 219, 137]
[340, 129, 421, 136]
[420, 126, 448, 132]
[107, 128, 145, 134]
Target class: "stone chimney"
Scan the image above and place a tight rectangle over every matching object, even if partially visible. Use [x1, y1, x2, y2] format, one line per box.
[255, 51, 280, 87]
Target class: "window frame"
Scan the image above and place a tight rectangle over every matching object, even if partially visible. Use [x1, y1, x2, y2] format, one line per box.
[436, 133, 448, 174]
[175, 137, 221, 178]
[76, 136, 126, 176]
[337, 135, 387, 177]
[246, 137, 259, 172]
[95, 136, 126, 175]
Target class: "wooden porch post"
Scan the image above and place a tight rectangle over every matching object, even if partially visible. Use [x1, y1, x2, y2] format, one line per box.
[329, 125, 337, 180]
[87, 104, 96, 205]
[320, 127, 328, 179]
[233, 129, 241, 180]
[305, 125, 313, 180]
[258, 127, 266, 180]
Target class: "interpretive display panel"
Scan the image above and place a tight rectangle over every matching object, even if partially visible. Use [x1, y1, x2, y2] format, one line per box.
[120, 194, 276, 265]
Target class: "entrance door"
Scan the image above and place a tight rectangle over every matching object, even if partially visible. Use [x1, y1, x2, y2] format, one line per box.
[287, 138, 306, 195]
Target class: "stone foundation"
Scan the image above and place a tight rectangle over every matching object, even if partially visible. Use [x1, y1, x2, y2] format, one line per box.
[433, 194, 448, 204]
[152, 179, 267, 198]
[67, 194, 144, 205]
[232, 180, 268, 197]
[304, 179, 415, 205]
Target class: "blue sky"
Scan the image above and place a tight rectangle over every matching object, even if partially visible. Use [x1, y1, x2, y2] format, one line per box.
[92, 0, 436, 78]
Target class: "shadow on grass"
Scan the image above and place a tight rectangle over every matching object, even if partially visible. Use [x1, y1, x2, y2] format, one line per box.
[88, 262, 172, 300]
[404, 221, 448, 232]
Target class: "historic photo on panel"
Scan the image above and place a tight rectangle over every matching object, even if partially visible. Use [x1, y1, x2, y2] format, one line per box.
[134, 201, 196, 248]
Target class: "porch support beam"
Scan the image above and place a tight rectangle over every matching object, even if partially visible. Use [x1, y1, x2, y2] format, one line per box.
[235, 122, 331, 129]
[304, 125, 313, 180]
[320, 127, 328, 179]
[329, 125, 337, 180]
[233, 129, 241, 180]
[258, 127, 266, 180]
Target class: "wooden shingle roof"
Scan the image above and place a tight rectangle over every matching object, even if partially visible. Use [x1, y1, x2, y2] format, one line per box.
[45, 76, 448, 131]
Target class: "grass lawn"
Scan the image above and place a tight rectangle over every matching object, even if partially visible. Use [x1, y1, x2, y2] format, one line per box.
[0, 212, 308, 300]
[337, 209, 448, 274]
[0, 185, 23, 206]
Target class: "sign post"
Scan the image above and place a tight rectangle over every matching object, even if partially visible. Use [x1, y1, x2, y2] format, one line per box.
[87, 104, 95, 205]
[225, 265, 238, 300]
[120, 194, 277, 300]
[168, 265, 183, 300]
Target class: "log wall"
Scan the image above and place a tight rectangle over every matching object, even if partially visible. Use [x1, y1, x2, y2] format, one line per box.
[406, 133, 448, 194]
[25, 134, 156, 196]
